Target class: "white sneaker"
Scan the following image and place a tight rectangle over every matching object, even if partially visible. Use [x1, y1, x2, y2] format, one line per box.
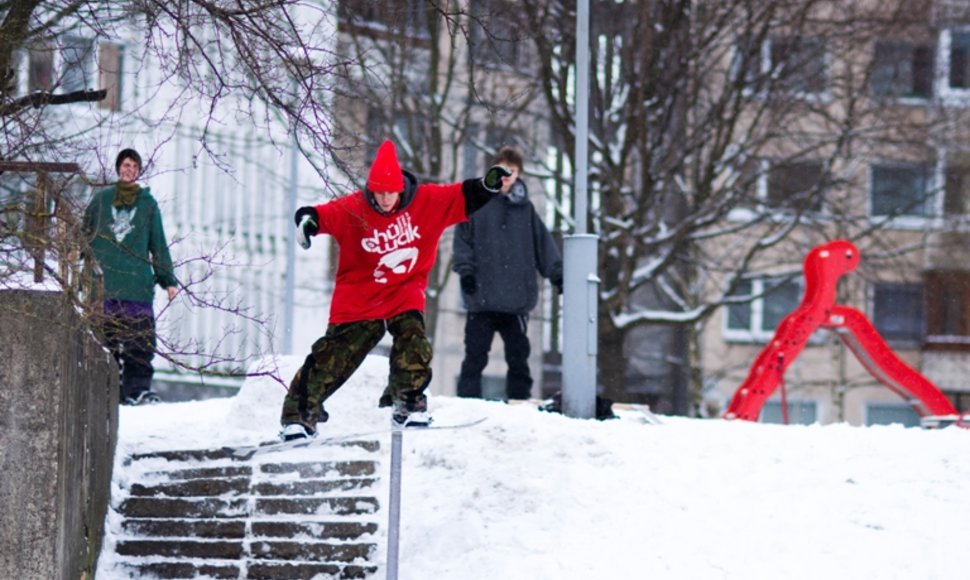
[123, 391, 161, 406]
[391, 405, 433, 428]
[402, 410, 432, 427]
[280, 423, 316, 442]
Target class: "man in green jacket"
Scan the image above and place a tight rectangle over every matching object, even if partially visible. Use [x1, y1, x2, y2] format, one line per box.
[83, 148, 178, 405]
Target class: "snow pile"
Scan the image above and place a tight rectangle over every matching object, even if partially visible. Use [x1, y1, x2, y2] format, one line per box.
[101, 354, 970, 579]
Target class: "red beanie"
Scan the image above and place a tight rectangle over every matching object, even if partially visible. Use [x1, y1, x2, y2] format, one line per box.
[367, 140, 404, 193]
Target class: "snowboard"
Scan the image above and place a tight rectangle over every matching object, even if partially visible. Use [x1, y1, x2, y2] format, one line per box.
[223, 417, 487, 460]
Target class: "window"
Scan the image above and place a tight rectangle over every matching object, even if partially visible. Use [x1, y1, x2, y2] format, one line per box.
[925, 270, 970, 347]
[61, 36, 94, 92]
[865, 403, 920, 427]
[98, 42, 123, 111]
[870, 41, 934, 99]
[338, 0, 429, 39]
[469, 0, 530, 71]
[28, 44, 53, 92]
[736, 35, 828, 96]
[944, 163, 970, 215]
[724, 277, 802, 341]
[760, 401, 817, 425]
[871, 283, 924, 343]
[771, 36, 827, 94]
[766, 160, 824, 211]
[948, 30, 970, 90]
[870, 164, 931, 218]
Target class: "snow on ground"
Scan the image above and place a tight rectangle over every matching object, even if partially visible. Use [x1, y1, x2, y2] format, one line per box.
[100, 354, 970, 579]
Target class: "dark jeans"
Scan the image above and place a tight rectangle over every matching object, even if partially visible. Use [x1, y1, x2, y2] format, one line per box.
[102, 312, 156, 400]
[281, 310, 432, 429]
[457, 311, 532, 400]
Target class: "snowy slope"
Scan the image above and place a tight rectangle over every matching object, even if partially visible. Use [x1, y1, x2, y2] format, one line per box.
[98, 355, 970, 579]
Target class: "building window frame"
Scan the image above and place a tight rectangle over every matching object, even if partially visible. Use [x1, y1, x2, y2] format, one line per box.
[870, 39, 934, 101]
[869, 162, 933, 226]
[925, 270, 970, 350]
[865, 402, 920, 427]
[468, 0, 532, 72]
[734, 34, 830, 100]
[765, 159, 825, 212]
[60, 35, 95, 93]
[24, 36, 121, 112]
[942, 159, 970, 217]
[760, 400, 818, 425]
[870, 282, 925, 346]
[723, 276, 804, 343]
[337, 0, 431, 41]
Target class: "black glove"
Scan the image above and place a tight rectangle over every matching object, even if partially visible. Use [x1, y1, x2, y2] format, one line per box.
[482, 164, 512, 192]
[552, 275, 563, 295]
[294, 206, 319, 250]
[460, 274, 477, 295]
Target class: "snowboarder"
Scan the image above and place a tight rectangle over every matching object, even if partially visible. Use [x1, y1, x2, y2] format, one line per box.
[279, 139, 510, 440]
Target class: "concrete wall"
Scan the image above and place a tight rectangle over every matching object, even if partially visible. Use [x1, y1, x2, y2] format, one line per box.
[0, 290, 118, 580]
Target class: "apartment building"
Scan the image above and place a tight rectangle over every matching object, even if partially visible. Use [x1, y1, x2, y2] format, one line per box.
[704, 1, 970, 426]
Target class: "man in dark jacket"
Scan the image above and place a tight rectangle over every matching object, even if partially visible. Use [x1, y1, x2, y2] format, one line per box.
[453, 146, 563, 400]
[83, 148, 178, 405]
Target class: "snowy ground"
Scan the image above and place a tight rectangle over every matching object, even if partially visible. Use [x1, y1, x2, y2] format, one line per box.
[99, 354, 970, 579]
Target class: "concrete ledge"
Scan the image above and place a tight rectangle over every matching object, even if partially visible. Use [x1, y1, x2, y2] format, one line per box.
[0, 290, 118, 580]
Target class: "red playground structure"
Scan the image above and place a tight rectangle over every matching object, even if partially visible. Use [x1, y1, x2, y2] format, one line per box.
[723, 239, 961, 424]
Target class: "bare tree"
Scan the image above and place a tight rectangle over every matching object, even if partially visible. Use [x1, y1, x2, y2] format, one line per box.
[0, 1, 349, 386]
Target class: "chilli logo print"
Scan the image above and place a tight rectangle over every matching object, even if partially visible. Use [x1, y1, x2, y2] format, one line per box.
[361, 213, 421, 283]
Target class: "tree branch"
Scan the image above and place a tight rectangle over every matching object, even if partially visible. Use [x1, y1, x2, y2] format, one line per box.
[0, 88, 107, 117]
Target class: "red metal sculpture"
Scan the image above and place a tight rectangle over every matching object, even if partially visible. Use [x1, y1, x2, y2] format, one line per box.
[724, 239, 959, 422]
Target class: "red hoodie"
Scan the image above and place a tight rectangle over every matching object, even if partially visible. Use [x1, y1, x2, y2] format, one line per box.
[314, 183, 466, 323]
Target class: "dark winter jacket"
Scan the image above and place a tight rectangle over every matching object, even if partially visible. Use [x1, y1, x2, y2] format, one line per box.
[83, 185, 177, 304]
[453, 180, 563, 314]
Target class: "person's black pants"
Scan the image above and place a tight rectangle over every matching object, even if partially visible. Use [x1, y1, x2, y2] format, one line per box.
[456, 311, 532, 400]
[103, 313, 156, 400]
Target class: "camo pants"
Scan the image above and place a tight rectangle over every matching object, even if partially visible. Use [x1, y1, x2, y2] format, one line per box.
[280, 310, 432, 429]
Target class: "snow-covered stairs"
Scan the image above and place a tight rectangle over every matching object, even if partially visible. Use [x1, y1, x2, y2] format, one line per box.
[109, 441, 383, 579]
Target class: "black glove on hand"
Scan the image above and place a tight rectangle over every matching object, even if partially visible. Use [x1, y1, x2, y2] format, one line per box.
[460, 274, 478, 295]
[483, 165, 512, 192]
[552, 276, 563, 295]
[294, 206, 319, 250]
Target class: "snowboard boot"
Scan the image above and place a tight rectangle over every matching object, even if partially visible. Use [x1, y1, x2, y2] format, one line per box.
[280, 423, 316, 442]
[391, 400, 433, 428]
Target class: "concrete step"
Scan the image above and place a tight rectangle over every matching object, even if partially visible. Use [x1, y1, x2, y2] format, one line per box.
[252, 476, 379, 495]
[121, 518, 377, 541]
[143, 464, 252, 481]
[121, 518, 246, 539]
[119, 559, 377, 579]
[130, 476, 250, 497]
[260, 460, 378, 478]
[120, 494, 380, 519]
[128, 439, 381, 464]
[131, 475, 378, 498]
[115, 538, 375, 562]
